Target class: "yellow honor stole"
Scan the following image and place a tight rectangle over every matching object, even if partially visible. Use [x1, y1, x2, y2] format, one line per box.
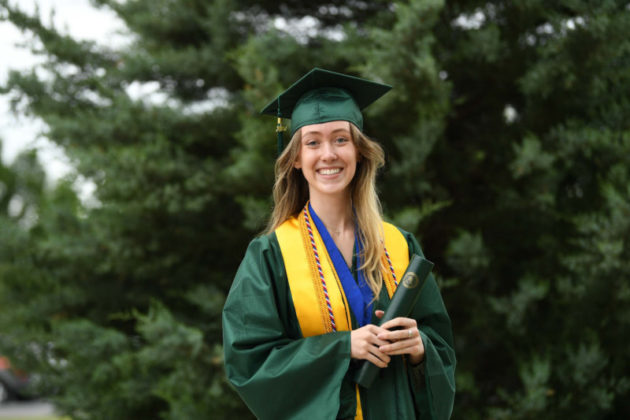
[275, 207, 410, 418]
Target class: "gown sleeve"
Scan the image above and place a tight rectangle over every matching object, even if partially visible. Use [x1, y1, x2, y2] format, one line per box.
[222, 234, 353, 420]
[402, 230, 457, 420]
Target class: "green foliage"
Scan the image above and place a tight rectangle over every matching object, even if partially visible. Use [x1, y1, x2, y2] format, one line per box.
[1, 0, 630, 418]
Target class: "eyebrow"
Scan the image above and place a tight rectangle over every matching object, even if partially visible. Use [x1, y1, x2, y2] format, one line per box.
[302, 128, 351, 136]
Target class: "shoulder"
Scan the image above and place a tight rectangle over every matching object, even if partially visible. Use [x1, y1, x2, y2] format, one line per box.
[274, 216, 300, 241]
[247, 231, 278, 250]
[241, 231, 283, 264]
[382, 222, 424, 258]
[226, 232, 285, 301]
[240, 215, 302, 266]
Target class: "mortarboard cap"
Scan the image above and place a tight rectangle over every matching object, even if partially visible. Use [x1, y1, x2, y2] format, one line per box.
[261, 68, 392, 150]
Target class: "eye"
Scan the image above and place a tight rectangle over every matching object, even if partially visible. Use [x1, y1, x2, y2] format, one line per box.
[304, 138, 319, 147]
[335, 136, 349, 144]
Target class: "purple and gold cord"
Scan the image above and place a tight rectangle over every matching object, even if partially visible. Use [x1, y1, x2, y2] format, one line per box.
[303, 205, 337, 332]
[384, 246, 398, 287]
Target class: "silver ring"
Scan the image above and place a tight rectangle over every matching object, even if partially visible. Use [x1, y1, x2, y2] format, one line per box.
[408, 329, 413, 338]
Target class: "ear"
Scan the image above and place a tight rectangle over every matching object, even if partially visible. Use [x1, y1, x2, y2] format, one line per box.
[293, 129, 303, 169]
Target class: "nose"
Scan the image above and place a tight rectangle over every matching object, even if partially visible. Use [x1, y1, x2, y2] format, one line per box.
[321, 142, 337, 161]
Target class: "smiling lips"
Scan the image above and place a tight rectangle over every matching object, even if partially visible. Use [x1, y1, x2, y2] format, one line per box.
[318, 168, 342, 175]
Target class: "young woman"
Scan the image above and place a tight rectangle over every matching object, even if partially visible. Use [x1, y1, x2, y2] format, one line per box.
[223, 68, 455, 419]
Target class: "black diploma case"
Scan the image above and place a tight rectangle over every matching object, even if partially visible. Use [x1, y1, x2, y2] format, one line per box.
[354, 254, 434, 388]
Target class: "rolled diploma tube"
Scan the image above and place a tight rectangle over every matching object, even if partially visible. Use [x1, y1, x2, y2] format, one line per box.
[354, 254, 434, 389]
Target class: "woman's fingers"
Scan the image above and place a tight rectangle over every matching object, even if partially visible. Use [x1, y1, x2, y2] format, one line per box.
[372, 317, 425, 358]
[354, 343, 390, 364]
[379, 336, 421, 353]
[360, 339, 391, 366]
[378, 327, 419, 342]
[365, 351, 389, 368]
[350, 321, 424, 364]
[379, 316, 417, 331]
[383, 346, 422, 356]
[377, 317, 418, 341]
[379, 330, 424, 359]
[363, 325, 389, 345]
[350, 324, 392, 367]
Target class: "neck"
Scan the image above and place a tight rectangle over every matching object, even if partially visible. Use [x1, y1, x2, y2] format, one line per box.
[309, 191, 354, 236]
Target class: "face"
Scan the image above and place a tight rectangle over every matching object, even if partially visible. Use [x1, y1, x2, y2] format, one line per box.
[294, 120, 359, 200]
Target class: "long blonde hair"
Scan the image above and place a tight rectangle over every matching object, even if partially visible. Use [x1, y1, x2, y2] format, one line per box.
[266, 123, 387, 298]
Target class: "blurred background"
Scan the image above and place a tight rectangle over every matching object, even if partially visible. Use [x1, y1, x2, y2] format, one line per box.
[1, 0, 629, 419]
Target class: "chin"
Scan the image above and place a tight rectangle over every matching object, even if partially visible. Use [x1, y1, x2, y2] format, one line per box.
[312, 185, 352, 197]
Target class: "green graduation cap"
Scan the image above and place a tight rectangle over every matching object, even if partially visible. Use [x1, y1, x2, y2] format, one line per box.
[261, 68, 392, 152]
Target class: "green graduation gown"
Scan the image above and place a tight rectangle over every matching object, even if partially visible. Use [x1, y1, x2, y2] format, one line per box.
[222, 227, 456, 419]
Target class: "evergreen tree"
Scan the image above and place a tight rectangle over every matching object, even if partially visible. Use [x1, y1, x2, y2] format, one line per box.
[1, 0, 629, 418]
[429, 2, 630, 418]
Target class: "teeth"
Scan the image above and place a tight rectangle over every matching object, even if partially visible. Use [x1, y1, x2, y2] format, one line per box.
[319, 168, 341, 175]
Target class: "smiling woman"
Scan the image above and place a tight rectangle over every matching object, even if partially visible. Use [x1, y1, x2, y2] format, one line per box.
[295, 121, 358, 202]
[222, 68, 456, 420]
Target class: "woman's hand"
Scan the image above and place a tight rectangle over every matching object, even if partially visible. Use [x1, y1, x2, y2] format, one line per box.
[350, 324, 391, 368]
[375, 315, 425, 365]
